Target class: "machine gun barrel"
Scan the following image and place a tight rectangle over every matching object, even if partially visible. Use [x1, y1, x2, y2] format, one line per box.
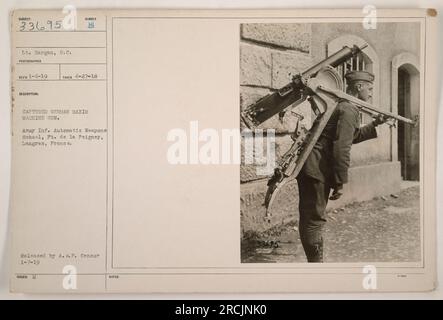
[317, 85, 417, 125]
[241, 44, 368, 128]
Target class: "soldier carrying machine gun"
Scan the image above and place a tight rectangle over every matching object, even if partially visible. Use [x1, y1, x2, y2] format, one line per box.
[241, 44, 417, 263]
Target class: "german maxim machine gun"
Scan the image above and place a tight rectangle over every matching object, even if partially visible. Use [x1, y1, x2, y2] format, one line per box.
[240, 44, 417, 216]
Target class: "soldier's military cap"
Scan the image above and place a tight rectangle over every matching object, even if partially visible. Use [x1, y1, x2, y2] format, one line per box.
[344, 70, 374, 83]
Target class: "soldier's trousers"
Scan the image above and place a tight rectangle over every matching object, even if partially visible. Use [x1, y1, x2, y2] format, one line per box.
[297, 175, 330, 262]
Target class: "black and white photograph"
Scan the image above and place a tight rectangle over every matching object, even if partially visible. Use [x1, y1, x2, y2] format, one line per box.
[240, 22, 422, 263]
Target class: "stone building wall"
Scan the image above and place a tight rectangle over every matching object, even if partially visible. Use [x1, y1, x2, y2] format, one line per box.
[240, 22, 421, 236]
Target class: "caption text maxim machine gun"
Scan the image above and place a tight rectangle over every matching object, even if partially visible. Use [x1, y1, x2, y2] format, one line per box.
[240, 44, 418, 216]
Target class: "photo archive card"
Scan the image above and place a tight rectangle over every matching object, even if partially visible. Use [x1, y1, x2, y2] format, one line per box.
[9, 8, 438, 293]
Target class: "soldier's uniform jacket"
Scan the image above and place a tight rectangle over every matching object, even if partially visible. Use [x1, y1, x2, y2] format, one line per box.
[300, 99, 378, 186]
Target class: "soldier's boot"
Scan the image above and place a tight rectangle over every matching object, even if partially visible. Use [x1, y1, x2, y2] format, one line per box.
[304, 241, 324, 263]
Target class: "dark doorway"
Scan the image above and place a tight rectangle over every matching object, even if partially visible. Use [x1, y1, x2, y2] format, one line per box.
[397, 66, 419, 181]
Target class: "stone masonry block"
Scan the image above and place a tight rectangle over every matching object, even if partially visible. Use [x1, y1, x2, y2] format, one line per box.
[240, 134, 294, 182]
[241, 23, 311, 53]
[240, 43, 272, 87]
[271, 50, 313, 88]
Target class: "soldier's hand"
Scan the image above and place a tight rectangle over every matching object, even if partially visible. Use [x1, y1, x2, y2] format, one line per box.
[373, 114, 389, 127]
[329, 184, 343, 201]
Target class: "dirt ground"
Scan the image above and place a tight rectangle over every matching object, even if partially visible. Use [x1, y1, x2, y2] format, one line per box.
[241, 185, 421, 263]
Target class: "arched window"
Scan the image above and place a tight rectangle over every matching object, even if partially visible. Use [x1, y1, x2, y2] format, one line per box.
[327, 35, 380, 123]
[336, 51, 372, 89]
